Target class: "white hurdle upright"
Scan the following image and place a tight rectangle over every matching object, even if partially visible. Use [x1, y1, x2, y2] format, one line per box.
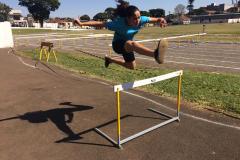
[95, 70, 183, 149]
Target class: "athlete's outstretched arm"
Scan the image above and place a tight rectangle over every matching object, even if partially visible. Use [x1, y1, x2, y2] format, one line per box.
[74, 19, 106, 28]
[149, 17, 167, 27]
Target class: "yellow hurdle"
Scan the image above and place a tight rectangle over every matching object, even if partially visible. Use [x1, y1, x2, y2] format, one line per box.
[39, 48, 48, 60]
[116, 88, 121, 148]
[95, 70, 183, 149]
[39, 42, 57, 63]
[177, 74, 182, 119]
[47, 49, 58, 62]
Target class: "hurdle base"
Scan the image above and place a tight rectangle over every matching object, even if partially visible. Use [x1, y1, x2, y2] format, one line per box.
[148, 108, 173, 119]
[94, 128, 122, 149]
[95, 108, 179, 149]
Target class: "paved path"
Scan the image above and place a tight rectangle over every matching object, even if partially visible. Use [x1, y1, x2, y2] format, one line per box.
[0, 48, 239, 160]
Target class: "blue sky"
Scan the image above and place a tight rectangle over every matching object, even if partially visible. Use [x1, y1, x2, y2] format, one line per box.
[1, 0, 232, 18]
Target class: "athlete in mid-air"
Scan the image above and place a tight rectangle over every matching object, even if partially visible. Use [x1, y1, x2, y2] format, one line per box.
[74, 0, 168, 70]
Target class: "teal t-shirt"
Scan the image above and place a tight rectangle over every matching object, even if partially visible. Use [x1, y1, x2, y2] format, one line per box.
[106, 16, 150, 42]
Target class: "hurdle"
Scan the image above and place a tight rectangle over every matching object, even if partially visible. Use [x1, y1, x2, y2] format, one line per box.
[39, 42, 58, 62]
[95, 70, 183, 149]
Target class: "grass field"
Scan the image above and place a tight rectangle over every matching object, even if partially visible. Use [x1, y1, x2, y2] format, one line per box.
[19, 50, 240, 116]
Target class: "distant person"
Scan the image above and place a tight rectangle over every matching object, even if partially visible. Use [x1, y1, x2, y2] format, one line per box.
[74, 0, 168, 70]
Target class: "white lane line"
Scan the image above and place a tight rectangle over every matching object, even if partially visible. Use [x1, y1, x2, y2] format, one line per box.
[136, 33, 207, 42]
[168, 47, 240, 56]
[15, 33, 109, 40]
[166, 60, 240, 70]
[15, 33, 66, 37]
[15, 34, 89, 40]
[17, 57, 37, 69]
[135, 56, 240, 71]
[168, 50, 240, 60]
[167, 56, 240, 64]
[15, 35, 69, 40]
[46, 34, 113, 41]
[8, 50, 37, 69]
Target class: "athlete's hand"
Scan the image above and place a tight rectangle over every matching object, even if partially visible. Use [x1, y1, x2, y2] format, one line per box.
[159, 18, 167, 28]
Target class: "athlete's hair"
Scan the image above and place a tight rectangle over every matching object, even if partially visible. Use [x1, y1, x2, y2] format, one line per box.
[114, 0, 140, 18]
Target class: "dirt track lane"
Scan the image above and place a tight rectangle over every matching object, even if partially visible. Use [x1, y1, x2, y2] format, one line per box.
[0, 49, 239, 160]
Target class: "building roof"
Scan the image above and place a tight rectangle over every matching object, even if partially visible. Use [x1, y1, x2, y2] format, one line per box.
[9, 10, 22, 15]
[191, 13, 240, 20]
[179, 15, 190, 21]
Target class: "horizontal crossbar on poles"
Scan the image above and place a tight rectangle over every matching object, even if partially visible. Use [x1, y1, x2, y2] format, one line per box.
[136, 33, 207, 43]
[109, 33, 207, 46]
[114, 70, 183, 92]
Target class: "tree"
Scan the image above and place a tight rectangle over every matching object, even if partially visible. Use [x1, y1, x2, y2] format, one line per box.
[191, 8, 208, 15]
[80, 15, 90, 21]
[187, 0, 195, 14]
[166, 14, 178, 23]
[0, 14, 4, 22]
[18, 0, 60, 27]
[0, 2, 11, 22]
[149, 8, 165, 17]
[93, 12, 108, 21]
[105, 7, 115, 20]
[174, 4, 186, 16]
[140, 11, 151, 17]
[65, 17, 74, 22]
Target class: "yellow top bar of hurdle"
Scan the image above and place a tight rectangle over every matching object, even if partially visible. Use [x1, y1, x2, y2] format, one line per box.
[114, 70, 183, 92]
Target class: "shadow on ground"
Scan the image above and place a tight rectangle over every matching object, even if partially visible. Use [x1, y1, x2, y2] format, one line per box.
[55, 112, 169, 148]
[0, 102, 94, 140]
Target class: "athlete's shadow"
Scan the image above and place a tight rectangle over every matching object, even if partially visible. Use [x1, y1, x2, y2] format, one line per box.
[0, 102, 94, 140]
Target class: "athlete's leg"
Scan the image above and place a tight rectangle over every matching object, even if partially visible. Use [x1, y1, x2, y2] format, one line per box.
[125, 40, 154, 57]
[124, 40, 168, 64]
[105, 40, 137, 70]
[105, 56, 136, 70]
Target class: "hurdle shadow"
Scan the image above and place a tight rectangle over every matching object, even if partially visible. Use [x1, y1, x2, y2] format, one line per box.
[55, 113, 168, 148]
[0, 102, 94, 141]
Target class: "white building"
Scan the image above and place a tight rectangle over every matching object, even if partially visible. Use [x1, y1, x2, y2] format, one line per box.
[8, 10, 28, 27]
[191, 13, 240, 24]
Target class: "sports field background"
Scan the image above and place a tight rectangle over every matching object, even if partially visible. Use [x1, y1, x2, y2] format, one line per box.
[13, 23, 240, 116]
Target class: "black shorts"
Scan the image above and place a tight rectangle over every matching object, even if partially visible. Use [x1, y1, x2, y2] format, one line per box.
[112, 40, 135, 62]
